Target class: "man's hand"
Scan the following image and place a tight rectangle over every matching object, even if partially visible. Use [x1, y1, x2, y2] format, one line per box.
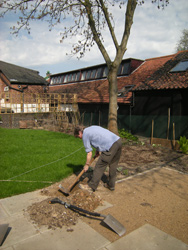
[83, 164, 89, 172]
[84, 151, 92, 172]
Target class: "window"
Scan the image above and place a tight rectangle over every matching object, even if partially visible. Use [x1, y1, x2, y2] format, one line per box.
[170, 60, 188, 72]
[121, 62, 130, 75]
[86, 70, 91, 80]
[81, 71, 86, 80]
[68, 74, 72, 82]
[64, 75, 68, 83]
[117, 62, 130, 75]
[50, 78, 54, 84]
[91, 69, 97, 79]
[60, 76, 64, 83]
[75, 72, 81, 81]
[57, 76, 61, 84]
[118, 65, 122, 75]
[5, 91, 10, 100]
[96, 68, 102, 79]
[53, 77, 57, 84]
[102, 66, 108, 77]
[50, 59, 133, 84]
[72, 73, 76, 82]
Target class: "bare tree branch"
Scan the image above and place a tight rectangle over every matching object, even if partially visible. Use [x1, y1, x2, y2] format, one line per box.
[98, 0, 119, 50]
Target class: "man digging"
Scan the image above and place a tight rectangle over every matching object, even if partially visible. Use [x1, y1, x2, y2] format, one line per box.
[74, 125, 122, 192]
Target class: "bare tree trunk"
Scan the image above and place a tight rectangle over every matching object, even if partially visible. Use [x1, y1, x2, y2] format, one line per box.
[108, 67, 119, 134]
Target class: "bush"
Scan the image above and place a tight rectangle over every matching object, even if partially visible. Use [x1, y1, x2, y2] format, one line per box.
[178, 136, 188, 154]
[118, 129, 138, 142]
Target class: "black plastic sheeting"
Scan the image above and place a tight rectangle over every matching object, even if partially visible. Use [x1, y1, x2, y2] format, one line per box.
[82, 112, 188, 140]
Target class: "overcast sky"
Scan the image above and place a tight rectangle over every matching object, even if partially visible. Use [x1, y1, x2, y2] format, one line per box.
[0, 0, 188, 77]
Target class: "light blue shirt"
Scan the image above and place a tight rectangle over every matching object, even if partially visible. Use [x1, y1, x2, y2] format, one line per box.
[82, 126, 120, 153]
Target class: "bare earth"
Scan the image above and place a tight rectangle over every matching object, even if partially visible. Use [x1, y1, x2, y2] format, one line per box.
[26, 138, 188, 244]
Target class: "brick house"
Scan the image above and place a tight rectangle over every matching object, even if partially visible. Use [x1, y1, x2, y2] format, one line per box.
[0, 61, 48, 113]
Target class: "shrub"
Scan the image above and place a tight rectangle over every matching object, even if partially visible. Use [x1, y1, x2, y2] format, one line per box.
[118, 129, 138, 142]
[178, 136, 188, 154]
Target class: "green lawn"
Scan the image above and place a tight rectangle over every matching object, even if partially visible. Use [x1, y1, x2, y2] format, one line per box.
[0, 128, 87, 199]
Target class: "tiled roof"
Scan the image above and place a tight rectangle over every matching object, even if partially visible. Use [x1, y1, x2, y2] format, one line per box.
[49, 79, 111, 103]
[0, 61, 47, 85]
[49, 77, 134, 104]
[49, 51, 188, 104]
[133, 50, 188, 91]
[117, 54, 174, 91]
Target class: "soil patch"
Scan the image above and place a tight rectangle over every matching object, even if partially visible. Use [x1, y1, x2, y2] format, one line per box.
[82, 167, 188, 244]
[27, 188, 102, 231]
[26, 139, 188, 243]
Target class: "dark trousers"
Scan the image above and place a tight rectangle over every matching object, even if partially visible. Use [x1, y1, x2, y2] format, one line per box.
[88, 138, 122, 190]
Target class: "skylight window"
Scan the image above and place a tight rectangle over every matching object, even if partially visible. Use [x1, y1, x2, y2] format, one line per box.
[170, 60, 188, 72]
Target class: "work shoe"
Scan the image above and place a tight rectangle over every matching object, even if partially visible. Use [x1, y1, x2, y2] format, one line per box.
[79, 184, 95, 192]
[104, 183, 115, 191]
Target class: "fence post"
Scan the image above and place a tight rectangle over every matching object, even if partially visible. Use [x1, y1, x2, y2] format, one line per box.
[173, 123, 175, 148]
[151, 119, 154, 145]
[167, 108, 170, 139]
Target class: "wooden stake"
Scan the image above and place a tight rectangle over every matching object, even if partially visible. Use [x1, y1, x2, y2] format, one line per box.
[173, 123, 175, 149]
[167, 108, 170, 139]
[151, 119, 154, 145]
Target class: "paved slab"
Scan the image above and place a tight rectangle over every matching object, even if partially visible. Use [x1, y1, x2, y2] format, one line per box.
[101, 224, 188, 250]
[12, 221, 110, 250]
[0, 190, 49, 216]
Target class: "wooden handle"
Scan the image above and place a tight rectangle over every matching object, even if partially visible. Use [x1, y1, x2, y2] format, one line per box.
[68, 169, 85, 191]
[68, 157, 96, 191]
